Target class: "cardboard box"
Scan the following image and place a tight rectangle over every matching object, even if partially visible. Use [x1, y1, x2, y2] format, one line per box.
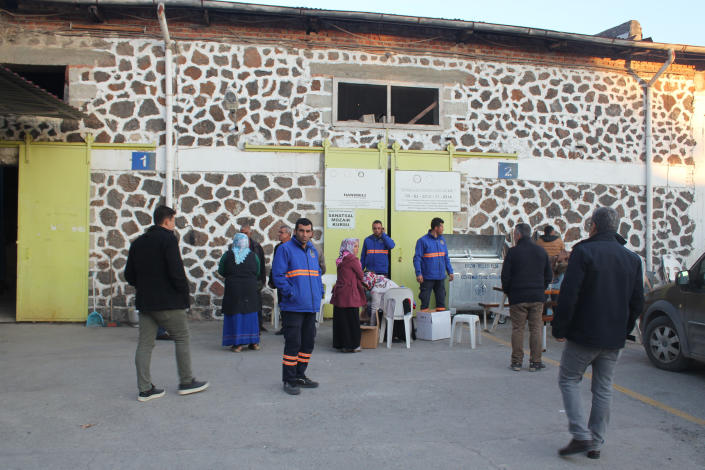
[416, 310, 451, 341]
[359, 310, 379, 349]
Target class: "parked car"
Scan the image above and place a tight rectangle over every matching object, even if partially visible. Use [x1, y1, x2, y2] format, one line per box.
[641, 253, 705, 371]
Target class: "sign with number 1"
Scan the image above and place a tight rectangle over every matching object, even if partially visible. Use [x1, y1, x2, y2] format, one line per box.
[131, 152, 156, 171]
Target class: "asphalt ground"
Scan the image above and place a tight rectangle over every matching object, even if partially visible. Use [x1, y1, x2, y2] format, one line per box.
[1, 318, 704, 470]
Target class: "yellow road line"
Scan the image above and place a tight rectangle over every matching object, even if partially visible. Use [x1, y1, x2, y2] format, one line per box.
[480, 331, 705, 427]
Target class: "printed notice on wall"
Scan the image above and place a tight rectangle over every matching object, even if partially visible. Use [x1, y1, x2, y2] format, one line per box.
[325, 168, 386, 209]
[395, 171, 461, 212]
[327, 210, 355, 229]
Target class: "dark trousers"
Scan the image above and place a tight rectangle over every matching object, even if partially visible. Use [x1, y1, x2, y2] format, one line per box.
[332, 306, 361, 350]
[419, 279, 446, 309]
[281, 311, 316, 383]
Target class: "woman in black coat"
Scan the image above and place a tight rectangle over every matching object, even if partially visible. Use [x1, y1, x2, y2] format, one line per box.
[218, 233, 262, 352]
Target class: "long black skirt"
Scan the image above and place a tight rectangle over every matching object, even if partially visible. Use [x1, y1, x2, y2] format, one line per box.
[332, 306, 361, 350]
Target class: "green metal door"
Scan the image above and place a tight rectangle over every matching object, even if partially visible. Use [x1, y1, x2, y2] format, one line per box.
[323, 141, 387, 317]
[16, 139, 90, 321]
[390, 143, 454, 308]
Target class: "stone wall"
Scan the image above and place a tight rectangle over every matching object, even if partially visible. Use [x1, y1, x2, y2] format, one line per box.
[90, 170, 323, 320]
[456, 176, 695, 264]
[0, 33, 697, 166]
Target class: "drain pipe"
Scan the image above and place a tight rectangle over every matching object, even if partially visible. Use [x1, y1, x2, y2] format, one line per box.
[157, 3, 174, 208]
[644, 49, 675, 277]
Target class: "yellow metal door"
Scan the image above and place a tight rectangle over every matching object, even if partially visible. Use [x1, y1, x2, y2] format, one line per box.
[390, 143, 454, 308]
[16, 140, 90, 321]
[323, 142, 387, 317]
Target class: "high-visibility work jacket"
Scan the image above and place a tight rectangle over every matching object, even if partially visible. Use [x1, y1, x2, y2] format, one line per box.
[413, 231, 453, 280]
[272, 237, 323, 312]
[360, 233, 395, 274]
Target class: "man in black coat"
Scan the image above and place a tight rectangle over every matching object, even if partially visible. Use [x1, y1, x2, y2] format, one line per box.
[125, 205, 209, 402]
[240, 224, 268, 331]
[553, 207, 643, 459]
[501, 222, 553, 372]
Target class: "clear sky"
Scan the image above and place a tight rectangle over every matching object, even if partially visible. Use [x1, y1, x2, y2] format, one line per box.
[235, 0, 705, 47]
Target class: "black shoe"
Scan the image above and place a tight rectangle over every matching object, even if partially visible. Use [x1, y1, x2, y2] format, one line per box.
[177, 378, 209, 396]
[558, 439, 594, 456]
[510, 362, 521, 371]
[138, 384, 165, 402]
[587, 450, 600, 459]
[275, 328, 284, 335]
[296, 376, 319, 388]
[529, 361, 546, 372]
[283, 381, 300, 395]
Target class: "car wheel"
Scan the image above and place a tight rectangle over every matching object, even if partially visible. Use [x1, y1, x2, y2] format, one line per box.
[644, 316, 689, 371]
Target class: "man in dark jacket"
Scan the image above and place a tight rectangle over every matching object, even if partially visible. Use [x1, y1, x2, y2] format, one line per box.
[271, 218, 323, 396]
[553, 207, 643, 459]
[501, 222, 553, 372]
[125, 205, 209, 402]
[240, 224, 267, 331]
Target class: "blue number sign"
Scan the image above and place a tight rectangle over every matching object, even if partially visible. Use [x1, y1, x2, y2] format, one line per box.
[498, 162, 518, 179]
[131, 152, 156, 171]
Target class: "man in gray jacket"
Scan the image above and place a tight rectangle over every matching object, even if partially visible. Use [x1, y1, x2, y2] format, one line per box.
[553, 207, 643, 459]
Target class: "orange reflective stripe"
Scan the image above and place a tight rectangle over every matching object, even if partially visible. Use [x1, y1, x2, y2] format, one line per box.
[298, 352, 312, 358]
[368, 249, 388, 254]
[283, 354, 298, 361]
[282, 360, 297, 366]
[297, 358, 310, 363]
[423, 252, 445, 258]
[285, 269, 319, 278]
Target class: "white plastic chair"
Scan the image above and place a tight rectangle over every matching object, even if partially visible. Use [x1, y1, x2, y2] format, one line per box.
[318, 274, 337, 324]
[378, 287, 414, 349]
[489, 293, 511, 331]
[450, 314, 481, 349]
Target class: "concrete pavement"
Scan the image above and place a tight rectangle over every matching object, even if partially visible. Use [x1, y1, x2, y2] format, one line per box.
[1, 319, 704, 469]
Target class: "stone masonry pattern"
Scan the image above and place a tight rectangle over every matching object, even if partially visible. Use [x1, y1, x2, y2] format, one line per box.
[0, 33, 698, 165]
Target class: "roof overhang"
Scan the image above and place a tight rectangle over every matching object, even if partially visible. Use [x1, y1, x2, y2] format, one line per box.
[0, 66, 86, 120]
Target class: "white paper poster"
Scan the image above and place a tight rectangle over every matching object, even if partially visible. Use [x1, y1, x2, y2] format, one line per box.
[395, 171, 461, 211]
[326, 210, 355, 229]
[325, 168, 386, 209]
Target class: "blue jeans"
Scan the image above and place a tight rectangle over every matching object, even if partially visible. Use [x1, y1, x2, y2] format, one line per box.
[558, 341, 620, 448]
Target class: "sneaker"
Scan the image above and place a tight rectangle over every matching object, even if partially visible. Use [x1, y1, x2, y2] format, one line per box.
[510, 362, 521, 371]
[138, 385, 165, 402]
[587, 450, 601, 459]
[558, 439, 594, 456]
[529, 362, 546, 372]
[283, 381, 301, 395]
[177, 378, 209, 396]
[296, 376, 319, 388]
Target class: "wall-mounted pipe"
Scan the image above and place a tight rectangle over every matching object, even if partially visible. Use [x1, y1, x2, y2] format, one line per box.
[644, 49, 675, 277]
[157, 3, 174, 208]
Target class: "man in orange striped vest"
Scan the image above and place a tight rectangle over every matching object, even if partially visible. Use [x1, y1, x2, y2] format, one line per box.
[271, 218, 323, 395]
[413, 217, 454, 312]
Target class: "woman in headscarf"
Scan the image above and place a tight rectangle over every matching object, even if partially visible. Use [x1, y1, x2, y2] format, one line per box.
[217, 233, 262, 352]
[330, 238, 366, 352]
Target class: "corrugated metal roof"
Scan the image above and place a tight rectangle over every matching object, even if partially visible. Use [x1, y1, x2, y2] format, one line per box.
[0, 66, 86, 120]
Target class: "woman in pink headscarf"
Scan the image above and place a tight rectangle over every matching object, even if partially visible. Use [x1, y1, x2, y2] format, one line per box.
[330, 238, 366, 352]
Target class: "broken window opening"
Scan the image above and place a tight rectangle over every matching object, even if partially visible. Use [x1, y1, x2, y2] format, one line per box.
[4, 65, 67, 100]
[335, 80, 441, 128]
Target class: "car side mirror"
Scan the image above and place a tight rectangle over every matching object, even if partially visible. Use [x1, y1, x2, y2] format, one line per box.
[676, 270, 689, 286]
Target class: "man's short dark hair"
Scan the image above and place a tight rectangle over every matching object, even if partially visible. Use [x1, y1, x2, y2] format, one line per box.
[544, 225, 554, 236]
[591, 207, 619, 233]
[372, 220, 383, 226]
[431, 217, 444, 230]
[153, 205, 176, 226]
[515, 223, 531, 239]
[295, 217, 313, 231]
